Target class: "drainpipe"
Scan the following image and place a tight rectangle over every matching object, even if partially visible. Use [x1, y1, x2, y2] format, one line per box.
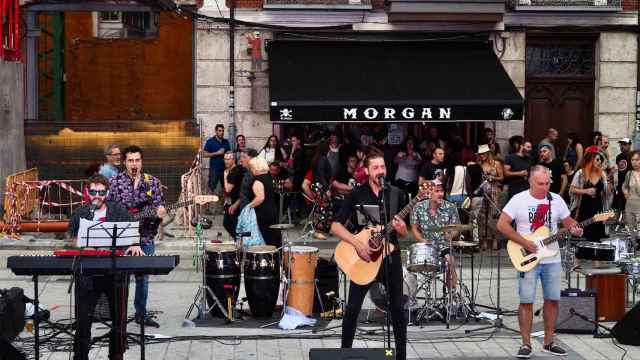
[635, 3, 640, 149]
[228, 0, 237, 150]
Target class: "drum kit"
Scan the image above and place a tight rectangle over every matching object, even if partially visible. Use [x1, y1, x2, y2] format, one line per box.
[371, 223, 479, 327]
[185, 221, 330, 325]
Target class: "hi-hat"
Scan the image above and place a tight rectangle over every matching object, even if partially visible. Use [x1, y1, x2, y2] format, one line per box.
[269, 223, 295, 230]
[425, 224, 474, 232]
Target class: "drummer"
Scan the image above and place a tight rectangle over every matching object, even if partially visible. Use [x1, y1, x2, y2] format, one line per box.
[410, 179, 460, 288]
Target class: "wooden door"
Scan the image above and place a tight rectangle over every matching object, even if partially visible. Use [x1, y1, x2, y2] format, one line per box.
[525, 36, 596, 152]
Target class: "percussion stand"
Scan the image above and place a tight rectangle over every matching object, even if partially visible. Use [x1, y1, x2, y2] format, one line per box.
[465, 191, 518, 335]
[183, 221, 229, 323]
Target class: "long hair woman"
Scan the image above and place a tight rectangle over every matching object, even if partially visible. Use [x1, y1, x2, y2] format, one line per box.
[259, 135, 287, 165]
[564, 132, 584, 171]
[475, 144, 504, 250]
[570, 151, 608, 242]
[623, 151, 640, 231]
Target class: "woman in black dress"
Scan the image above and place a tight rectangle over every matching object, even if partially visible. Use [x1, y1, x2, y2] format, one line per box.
[570, 151, 608, 242]
[247, 156, 282, 248]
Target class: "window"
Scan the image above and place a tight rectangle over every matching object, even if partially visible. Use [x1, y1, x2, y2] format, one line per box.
[97, 11, 159, 39]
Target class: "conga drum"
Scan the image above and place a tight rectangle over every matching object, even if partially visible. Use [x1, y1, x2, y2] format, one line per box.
[244, 245, 280, 318]
[205, 244, 240, 317]
[586, 273, 626, 322]
[284, 246, 319, 316]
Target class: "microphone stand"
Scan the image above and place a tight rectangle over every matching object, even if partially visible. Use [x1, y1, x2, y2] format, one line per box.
[465, 189, 518, 335]
[377, 177, 392, 352]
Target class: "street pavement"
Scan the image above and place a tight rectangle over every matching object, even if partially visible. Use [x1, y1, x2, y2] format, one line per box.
[2, 219, 640, 360]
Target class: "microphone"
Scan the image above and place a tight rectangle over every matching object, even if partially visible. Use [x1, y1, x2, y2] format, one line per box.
[472, 180, 489, 196]
[377, 175, 386, 189]
[87, 202, 98, 220]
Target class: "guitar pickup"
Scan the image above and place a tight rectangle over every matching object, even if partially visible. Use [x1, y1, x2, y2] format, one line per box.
[520, 257, 537, 267]
[520, 248, 530, 256]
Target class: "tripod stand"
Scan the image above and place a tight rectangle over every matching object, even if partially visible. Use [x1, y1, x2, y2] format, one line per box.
[183, 220, 229, 325]
[465, 190, 518, 334]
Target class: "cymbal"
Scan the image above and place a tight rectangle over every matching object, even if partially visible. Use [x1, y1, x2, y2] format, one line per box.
[425, 224, 474, 232]
[451, 241, 478, 248]
[269, 223, 295, 230]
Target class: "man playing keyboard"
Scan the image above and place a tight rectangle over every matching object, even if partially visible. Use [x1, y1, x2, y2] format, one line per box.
[67, 174, 144, 360]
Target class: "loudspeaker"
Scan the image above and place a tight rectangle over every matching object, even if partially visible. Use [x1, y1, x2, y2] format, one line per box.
[611, 301, 640, 346]
[309, 348, 395, 360]
[313, 258, 339, 313]
[556, 288, 596, 334]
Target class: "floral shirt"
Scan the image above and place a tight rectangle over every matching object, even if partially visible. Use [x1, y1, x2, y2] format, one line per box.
[410, 200, 460, 247]
[107, 171, 164, 244]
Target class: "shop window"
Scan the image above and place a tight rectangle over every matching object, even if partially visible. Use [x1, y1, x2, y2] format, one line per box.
[97, 11, 159, 39]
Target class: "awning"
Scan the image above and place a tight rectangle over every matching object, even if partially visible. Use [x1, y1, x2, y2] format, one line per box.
[268, 40, 523, 123]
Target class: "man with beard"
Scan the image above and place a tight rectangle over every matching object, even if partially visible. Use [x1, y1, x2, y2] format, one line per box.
[68, 174, 144, 360]
[107, 145, 166, 328]
[223, 151, 245, 238]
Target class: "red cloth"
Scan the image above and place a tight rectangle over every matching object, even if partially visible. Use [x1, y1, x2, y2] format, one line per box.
[530, 204, 550, 232]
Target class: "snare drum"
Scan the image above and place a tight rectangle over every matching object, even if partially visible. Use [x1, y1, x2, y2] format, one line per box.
[601, 235, 631, 261]
[283, 246, 319, 316]
[575, 242, 616, 262]
[619, 257, 640, 275]
[407, 243, 440, 273]
[205, 244, 240, 317]
[244, 245, 280, 318]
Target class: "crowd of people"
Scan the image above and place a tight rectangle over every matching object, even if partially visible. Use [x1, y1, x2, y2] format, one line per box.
[204, 123, 637, 248]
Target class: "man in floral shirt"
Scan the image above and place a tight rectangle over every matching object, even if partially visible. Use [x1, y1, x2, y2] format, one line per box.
[108, 145, 166, 328]
[410, 180, 460, 288]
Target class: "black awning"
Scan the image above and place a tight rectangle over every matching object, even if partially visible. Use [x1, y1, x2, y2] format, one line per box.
[268, 40, 523, 123]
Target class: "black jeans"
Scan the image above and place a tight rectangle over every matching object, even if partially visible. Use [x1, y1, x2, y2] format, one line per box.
[341, 249, 406, 360]
[74, 274, 128, 360]
[223, 204, 238, 239]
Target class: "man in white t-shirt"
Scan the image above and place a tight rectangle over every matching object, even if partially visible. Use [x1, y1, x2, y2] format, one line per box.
[497, 165, 583, 359]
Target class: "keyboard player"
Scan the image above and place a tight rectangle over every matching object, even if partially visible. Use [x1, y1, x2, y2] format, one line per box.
[67, 174, 143, 360]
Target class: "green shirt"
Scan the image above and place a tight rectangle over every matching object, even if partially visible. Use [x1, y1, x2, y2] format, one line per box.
[410, 200, 460, 247]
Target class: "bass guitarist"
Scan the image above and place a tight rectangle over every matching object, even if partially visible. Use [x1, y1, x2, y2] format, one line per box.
[497, 165, 582, 358]
[330, 150, 409, 360]
[107, 145, 166, 328]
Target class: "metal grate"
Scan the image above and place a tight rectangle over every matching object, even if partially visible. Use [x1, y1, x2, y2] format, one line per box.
[24, 120, 201, 203]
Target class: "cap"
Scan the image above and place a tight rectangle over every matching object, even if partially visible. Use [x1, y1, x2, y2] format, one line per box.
[539, 144, 553, 151]
[618, 137, 632, 144]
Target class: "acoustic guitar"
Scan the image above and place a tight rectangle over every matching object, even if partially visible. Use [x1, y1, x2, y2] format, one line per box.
[334, 182, 432, 285]
[506, 211, 614, 272]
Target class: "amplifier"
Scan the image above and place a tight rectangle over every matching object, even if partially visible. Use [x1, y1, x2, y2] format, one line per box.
[310, 348, 395, 360]
[556, 288, 596, 334]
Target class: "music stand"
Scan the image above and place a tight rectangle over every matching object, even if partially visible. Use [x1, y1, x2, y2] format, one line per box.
[77, 220, 142, 360]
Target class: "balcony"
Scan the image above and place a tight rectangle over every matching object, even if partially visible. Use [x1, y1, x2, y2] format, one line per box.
[512, 0, 622, 12]
[263, 0, 372, 9]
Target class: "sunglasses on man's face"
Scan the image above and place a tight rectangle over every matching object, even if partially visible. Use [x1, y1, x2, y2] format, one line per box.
[88, 189, 107, 196]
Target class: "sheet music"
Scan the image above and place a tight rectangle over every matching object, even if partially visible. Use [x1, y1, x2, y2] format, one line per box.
[77, 219, 140, 248]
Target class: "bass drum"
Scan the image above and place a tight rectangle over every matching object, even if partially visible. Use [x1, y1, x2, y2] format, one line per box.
[370, 267, 417, 312]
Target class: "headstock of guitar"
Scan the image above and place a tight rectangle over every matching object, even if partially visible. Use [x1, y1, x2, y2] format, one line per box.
[193, 195, 219, 205]
[415, 181, 434, 202]
[593, 211, 615, 223]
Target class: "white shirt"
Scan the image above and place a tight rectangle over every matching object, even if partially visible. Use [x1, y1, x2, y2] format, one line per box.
[449, 166, 467, 196]
[502, 191, 570, 264]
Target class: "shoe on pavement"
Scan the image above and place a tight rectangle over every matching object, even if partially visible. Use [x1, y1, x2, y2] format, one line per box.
[516, 344, 532, 359]
[135, 314, 160, 328]
[542, 342, 568, 356]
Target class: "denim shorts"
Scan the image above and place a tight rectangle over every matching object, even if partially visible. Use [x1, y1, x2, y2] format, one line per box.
[518, 262, 562, 303]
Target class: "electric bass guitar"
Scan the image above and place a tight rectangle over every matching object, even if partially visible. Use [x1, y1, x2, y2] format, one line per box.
[334, 182, 432, 285]
[507, 211, 614, 272]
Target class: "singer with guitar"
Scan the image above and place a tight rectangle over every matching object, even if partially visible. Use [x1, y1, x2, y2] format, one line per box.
[107, 145, 166, 328]
[497, 165, 583, 358]
[67, 174, 142, 360]
[330, 150, 409, 360]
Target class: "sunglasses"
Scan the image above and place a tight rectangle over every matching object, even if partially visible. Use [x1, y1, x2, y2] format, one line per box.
[595, 157, 603, 162]
[88, 189, 107, 196]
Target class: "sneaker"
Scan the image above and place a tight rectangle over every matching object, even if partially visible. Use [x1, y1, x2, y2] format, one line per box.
[135, 314, 160, 328]
[516, 344, 532, 359]
[542, 342, 568, 356]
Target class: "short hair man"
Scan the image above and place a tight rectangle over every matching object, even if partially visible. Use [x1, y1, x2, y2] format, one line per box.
[99, 144, 121, 179]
